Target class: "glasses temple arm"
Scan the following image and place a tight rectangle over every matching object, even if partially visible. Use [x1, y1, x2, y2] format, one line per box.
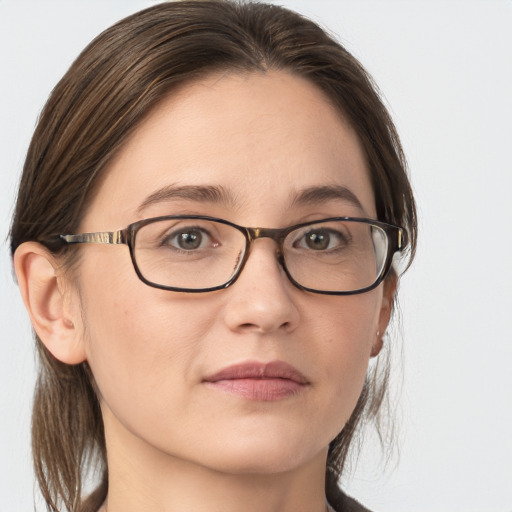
[60, 230, 126, 245]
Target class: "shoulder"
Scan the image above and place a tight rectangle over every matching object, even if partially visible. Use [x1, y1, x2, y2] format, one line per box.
[329, 491, 372, 512]
[328, 491, 372, 512]
[326, 473, 372, 512]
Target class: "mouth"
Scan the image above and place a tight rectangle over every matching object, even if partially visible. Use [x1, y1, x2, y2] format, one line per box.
[202, 361, 310, 401]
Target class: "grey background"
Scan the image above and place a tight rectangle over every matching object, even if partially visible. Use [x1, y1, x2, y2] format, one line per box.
[1, 1, 511, 510]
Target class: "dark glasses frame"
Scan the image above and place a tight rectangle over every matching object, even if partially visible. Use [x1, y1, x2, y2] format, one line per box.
[59, 215, 406, 295]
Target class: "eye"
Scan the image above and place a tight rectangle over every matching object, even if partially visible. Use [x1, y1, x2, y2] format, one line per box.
[162, 227, 216, 251]
[294, 228, 349, 251]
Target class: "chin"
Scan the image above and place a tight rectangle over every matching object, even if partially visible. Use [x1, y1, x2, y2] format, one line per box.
[188, 433, 327, 476]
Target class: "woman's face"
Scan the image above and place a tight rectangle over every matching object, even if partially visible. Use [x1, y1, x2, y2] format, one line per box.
[71, 71, 393, 474]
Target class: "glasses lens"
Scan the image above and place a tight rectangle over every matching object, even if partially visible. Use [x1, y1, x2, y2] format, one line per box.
[133, 218, 246, 290]
[283, 220, 389, 292]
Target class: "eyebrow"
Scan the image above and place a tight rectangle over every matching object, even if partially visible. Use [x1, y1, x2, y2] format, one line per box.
[137, 183, 364, 215]
[136, 184, 235, 214]
[290, 185, 364, 211]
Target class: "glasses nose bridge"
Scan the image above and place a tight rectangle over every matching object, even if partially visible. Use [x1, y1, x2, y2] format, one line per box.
[244, 226, 289, 262]
[246, 226, 288, 246]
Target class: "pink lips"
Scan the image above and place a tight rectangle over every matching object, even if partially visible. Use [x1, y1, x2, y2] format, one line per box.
[203, 361, 309, 401]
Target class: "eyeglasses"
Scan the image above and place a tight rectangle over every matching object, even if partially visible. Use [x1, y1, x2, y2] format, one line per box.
[59, 215, 405, 295]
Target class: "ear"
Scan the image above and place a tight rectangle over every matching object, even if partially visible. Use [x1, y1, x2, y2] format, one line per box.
[13, 242, 86, 364]
[371, 274, 398, 357]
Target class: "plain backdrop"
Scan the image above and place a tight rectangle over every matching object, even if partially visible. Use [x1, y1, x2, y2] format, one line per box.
[1, 1, 511, 511]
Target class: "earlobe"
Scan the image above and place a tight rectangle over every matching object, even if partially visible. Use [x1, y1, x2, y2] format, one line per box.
[371, 275, 398, 357]
[371, 330, 383, 357]
[13, 242, 86, 365]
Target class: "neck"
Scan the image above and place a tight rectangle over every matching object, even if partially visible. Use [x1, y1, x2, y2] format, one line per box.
[101, 410, 330, 512]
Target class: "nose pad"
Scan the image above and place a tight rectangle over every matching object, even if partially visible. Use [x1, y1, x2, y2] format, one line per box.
[223, 239, 300, 334]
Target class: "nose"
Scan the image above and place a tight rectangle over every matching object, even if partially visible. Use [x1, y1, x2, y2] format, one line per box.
[222, 239, 300, 334]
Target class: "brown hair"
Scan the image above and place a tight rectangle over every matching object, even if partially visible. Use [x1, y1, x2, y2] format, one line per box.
[10, 1, 417, 511]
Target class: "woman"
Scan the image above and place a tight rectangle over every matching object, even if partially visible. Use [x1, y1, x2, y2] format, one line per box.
[10, 1, 416, 511]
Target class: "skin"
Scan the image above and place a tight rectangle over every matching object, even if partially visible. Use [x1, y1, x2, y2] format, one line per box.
[15, 71, 395, 512]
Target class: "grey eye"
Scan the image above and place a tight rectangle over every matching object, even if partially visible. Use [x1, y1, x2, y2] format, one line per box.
[305, 231, 330, 250]
[295, 228, 347, 251]
[176, 230, 202, 250]
[163, 229, 209, 251]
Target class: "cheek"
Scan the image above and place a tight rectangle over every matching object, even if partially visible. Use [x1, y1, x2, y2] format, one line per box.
[309, 292, 382, 428]
[76, 252, 215, 419]
[316, 290, 381, 359]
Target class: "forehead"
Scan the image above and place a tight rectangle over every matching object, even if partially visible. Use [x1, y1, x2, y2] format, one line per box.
[83, 70, 375, 229]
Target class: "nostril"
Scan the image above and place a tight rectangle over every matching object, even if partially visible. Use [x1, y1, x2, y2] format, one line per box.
[236, 319, 292, 333]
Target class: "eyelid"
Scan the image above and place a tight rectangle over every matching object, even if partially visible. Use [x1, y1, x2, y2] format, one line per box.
[164, 222, 216, 236]
[291, 222, 350, 238]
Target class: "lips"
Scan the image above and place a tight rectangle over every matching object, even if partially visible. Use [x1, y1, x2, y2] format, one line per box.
[202, 361, 310, 401]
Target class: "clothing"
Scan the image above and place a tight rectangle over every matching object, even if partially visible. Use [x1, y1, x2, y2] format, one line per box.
[98, 496, 368, 512]
[96, 484, 370, 512]
[325, 465, 372, 512]
[327, 488, 372, 512]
